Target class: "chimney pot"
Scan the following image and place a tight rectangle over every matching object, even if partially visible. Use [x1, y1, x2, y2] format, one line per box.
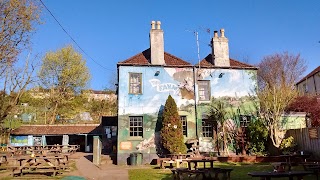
[151, 21, 156, 29]
[156, 21, 161, 29]
[214, 31, 218, 38]
[150, 21, 165, 65]
[211, 28, 229, 67]
[220, 29, 225, 37]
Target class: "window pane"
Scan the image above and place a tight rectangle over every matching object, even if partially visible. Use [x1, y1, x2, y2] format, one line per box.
[180, 116, 187, 136]
[202, 119, 213, 137]
[240, 115, 251, 127]
[129, 73, 142, 94]
[198, 80, 210, 101]
[129, 116, 143, 137]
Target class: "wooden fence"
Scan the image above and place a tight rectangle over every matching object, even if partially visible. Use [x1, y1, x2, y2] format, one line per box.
[286, 127, 320, 158]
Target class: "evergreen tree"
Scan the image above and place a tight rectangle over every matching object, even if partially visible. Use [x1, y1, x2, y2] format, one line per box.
[160, 95, 187, 154]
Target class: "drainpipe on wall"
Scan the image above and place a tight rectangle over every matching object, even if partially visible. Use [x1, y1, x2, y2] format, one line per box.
[193, 66, 198, 138]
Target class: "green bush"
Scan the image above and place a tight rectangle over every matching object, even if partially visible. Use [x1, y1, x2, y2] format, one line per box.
[160, 95, 187, 154]
[247, 119, 268, 155]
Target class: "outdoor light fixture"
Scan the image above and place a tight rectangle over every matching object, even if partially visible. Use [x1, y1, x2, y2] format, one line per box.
[218, 73, 225, 78]
[155, 70, 160, 76]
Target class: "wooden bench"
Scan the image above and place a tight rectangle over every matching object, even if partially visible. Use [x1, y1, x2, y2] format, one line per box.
[195, 167, 233, 180]
[173, 168, 208, 180]
[0, 155, 7, 166]
[8, 165, 58, 177]
[213, 168, 233, 180]
[271, 162, 288, 172]
[171, 168, 188, 179]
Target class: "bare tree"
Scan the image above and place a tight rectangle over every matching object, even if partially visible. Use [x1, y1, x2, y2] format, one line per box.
[0, 57, 36, 128]
[0, 0, 41, 72]
[257, 52, 306, 148]
[0, 0, 41, 133]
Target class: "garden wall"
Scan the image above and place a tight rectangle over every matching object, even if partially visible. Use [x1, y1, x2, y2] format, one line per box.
[286, 127, 320, 158]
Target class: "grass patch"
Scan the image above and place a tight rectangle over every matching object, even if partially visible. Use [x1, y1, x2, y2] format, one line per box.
[128, 162, 317, 180]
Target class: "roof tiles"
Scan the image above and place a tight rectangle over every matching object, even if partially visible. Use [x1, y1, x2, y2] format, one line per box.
[11, 124, 103, 135]
[118, 50, 256, 69]
[196, 54, 257, 69]
[118, 48, 191, 66]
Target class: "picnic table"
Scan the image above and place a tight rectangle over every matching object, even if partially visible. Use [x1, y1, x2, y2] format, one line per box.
[185, 159, 216, 170]
[248, 171, 313, 180]
[167, 154, 190, 160]
[301, 162, 320, 180]
[280, 154, 311, 170]
[7, 145, 79, 156]
[8, 154, 70, 177]
[178, 159, 233, 180]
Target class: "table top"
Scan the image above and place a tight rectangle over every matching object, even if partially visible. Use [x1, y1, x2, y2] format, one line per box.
[280, 154, 311, 158]
[248, 171, 313, 177]
[10, 154, 68, 160]
[166, 154, 190, 159]
[185, 159, 216, 163]
[176, 169, 208, 173]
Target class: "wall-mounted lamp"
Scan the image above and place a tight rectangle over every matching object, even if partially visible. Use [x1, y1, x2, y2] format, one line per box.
[155, 70, 160, 76]
[218, 73, 225, 78]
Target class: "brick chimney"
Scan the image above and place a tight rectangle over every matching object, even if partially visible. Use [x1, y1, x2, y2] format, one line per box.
[211, 28, 230, 66]
[149, 21, 165, 65]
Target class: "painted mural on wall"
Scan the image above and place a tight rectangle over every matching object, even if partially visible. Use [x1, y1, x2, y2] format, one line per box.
[117, 65, 258, 160]
[197, 68, 256, 98]
[10, 136, 28, 146]
[196, 68, 257, 113]
[118, 66, 196, 156]
[196, 68, 258, 153]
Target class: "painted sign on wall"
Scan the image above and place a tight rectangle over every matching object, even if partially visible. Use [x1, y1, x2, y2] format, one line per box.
[120, 141, 132, 150]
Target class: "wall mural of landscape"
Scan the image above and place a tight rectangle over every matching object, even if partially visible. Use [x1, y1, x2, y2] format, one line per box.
[117, 66, 196, 164]
[117, 66, 258, 164]
[196, 68, 258, 153]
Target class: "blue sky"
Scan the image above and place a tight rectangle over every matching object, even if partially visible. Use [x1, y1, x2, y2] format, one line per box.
[30, 0, 320, 90]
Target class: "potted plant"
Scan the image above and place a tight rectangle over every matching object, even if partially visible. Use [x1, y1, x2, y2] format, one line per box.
[279, 136, 297, 155]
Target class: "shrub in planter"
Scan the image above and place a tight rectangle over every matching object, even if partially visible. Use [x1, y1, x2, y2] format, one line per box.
[279, 136, 297, 154]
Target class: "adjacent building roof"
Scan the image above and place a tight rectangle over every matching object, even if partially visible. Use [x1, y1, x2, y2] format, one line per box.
[11, 124, 103, 135]
[117, 48, 192, 67]
[196, 54, 257, 69]
[296, 66, 320, 85]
